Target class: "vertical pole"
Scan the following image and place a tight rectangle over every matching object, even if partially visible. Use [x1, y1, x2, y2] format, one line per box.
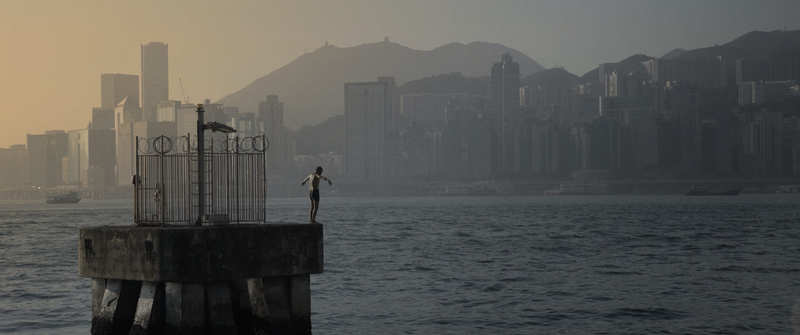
[160, 138, 166, 226]
[235, 136, 240, 224]
[135, 136, 140, 224]
[196, 104, 205, 226]
[186, 133, 191, 225]
[262, 135, 267, 223]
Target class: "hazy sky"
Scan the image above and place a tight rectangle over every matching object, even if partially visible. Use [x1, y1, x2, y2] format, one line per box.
[1, 0, 798, 146]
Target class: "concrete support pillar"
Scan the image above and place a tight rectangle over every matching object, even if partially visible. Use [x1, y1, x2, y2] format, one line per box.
[231, 280, 253, 332]
[164, 282, 205, 334]
[263, 276, 291, 332]
[129, 282, 164, 335]
[290, 274, 311, 334]
[92, 280, 141, 335]
[247, 278, 270, 334]
[205, 283, 238, 334]
[91, 279, 106, 317]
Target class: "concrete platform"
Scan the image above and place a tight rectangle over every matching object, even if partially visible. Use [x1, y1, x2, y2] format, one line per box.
[79, 224, 324, 282]
[79, 224, 324, 334]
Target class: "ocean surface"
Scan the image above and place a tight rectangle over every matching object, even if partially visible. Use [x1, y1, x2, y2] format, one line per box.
[1, 195, 800, 334]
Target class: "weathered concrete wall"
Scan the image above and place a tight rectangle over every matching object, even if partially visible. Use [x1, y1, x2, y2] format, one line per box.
[79, 224, 323, 282]
[80, 224, 323, 334]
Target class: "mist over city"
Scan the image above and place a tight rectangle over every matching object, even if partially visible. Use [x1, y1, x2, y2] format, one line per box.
[2, 1, 800, 334]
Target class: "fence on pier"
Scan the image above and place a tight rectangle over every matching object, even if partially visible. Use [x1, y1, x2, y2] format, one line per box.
[134, 134, 268, 226]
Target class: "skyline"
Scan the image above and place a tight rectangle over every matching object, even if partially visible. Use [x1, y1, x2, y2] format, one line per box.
[2, 0, 799, 146]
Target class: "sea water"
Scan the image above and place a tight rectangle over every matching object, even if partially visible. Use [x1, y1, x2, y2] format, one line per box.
[2, 195, 800, 334]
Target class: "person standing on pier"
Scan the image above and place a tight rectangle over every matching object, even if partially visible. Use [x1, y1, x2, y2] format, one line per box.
[301, 166, 332, 224]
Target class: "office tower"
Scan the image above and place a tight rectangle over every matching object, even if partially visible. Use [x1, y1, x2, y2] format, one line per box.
[141, 42, 169, 121]
[101, 73, 139, 110]
[64, 128, 117, 188]
[157, 100, 198, 137]
[490, 53, 520, 175]
[258, 95, 293, 173]
[91, 107, 115, 129]
[115, 97, 142, 186]
[26, 130, 68, 187]
[0, 145, 29, 187]
[401, 93, 466, 129]
[344, 78, 397, 180]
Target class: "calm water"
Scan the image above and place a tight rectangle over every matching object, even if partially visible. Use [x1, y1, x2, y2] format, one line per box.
[2, 195, 800, 334]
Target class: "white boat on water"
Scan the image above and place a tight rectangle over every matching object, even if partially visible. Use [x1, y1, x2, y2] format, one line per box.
[544, 183, 608, 196]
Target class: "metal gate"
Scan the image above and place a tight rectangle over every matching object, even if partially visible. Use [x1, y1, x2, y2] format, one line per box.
[134, 135, 267, 226]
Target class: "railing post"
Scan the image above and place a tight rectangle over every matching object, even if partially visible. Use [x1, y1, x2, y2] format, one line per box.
[134, 136, 139, 225]
[196, 104, 205, 226]
[159, 137, 166, 227]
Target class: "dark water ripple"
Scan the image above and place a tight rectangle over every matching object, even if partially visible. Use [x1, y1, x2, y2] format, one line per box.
[2, 196, 800, 334]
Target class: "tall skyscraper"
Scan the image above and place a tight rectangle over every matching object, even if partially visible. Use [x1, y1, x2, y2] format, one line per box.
[489, 53, 520, 175]
[344, 78, 397, 180]
[100, 73, 139, 110]
[141, 42, 169, 121]
[90, 107, 115, 130]
[26, 130, 68, 187]
[258, 95, 291, 173]
[114, 97, 142, 186]
[64, 128, 116, 188]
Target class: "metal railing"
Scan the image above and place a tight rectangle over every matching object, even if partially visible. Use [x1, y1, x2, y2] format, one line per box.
[134, 135, 267, 226]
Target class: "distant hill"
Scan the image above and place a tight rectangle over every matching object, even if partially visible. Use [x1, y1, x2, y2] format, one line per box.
[217, 40, 543, 129]
[398, 72, 489, 96]
[673, 29, 800, 61]
[661, 48, 688, 59]
[580, 54, 654, 82]
[579, 30, 800, 83]
[522, 67, 579, 88]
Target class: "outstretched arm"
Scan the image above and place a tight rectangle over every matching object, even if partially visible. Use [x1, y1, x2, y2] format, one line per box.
[301, 175, 310, 185]
[322, 176, 333, 185]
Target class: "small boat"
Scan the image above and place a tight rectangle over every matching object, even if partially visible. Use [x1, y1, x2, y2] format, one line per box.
[685, 186, 741, 196]
[46, 191, 82, 204]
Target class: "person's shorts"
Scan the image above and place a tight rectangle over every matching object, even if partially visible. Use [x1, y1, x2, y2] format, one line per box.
[309, 189, 320, 201]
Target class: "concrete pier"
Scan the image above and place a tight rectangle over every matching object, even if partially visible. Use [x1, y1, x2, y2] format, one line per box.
[79, 224, 324, 335]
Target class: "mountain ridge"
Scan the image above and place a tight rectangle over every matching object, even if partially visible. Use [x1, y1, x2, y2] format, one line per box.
[217, 40, 543, 129]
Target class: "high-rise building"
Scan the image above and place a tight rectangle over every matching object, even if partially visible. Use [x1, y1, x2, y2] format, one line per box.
[90, 107, 115, 129]
[440, 95, 493, 179]
[258, 95, 292, 173]
[642, 58, 724, 88]
[0, 145, 29, 187]
[26, 130, 68, 187]
[401, 93, 466, 129]
[64, 129, 117, 188]
[141, 42, 169, 121]
[101, 73, 139, 110]
[489, 53, 520, 175]
[344, 78, 397, 180]
[115, 97, 142, 186]
[156, 100, 197, 137]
